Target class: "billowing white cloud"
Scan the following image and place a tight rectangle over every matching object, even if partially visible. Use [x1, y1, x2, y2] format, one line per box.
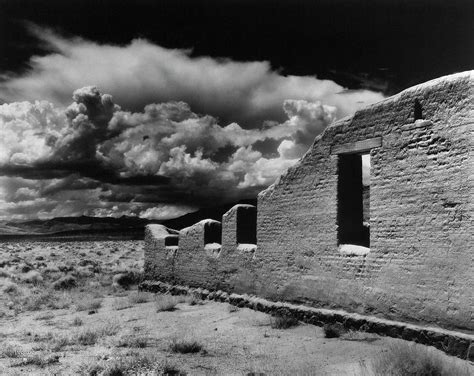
[0, 26, 385, 220]
[0, 25, 383, 127]
[0, 86, 343, 219]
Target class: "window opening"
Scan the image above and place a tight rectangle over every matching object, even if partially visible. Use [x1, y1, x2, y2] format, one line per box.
[337, 153, 370, 248]
[204, 221, 221, 245]
[236, 206, 257, 244]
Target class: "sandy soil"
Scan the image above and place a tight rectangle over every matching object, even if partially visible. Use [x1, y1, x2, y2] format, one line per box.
[0, 240, 471, 375]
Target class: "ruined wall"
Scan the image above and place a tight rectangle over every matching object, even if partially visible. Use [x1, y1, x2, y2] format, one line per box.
[144, 71, 473, 331]
[255, 71, 473, 330]
[144, 206, 259, 293]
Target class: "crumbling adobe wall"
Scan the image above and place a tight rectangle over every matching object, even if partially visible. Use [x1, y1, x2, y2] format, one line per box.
[144, 71, 473, 332]
[144, 206, 260, 293]
[144, 225, 179, 283]
[256, 71, 473, 330]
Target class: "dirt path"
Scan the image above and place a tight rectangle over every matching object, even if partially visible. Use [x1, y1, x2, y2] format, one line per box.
[1, 293, 390, 375]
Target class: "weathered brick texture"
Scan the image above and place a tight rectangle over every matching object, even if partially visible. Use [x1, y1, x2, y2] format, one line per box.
[144, 71, 473, 331]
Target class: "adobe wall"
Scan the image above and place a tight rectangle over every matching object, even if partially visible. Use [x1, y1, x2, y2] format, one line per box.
[144, 71, 473, 332]
[255, 71, 473, 330]
[144, 205, 259, 293]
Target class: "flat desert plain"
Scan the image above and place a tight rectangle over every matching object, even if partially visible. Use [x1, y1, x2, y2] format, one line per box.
[0, 240, 472, 375]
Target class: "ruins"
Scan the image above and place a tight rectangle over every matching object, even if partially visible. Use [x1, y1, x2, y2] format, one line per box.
[144, 71, 473, 333]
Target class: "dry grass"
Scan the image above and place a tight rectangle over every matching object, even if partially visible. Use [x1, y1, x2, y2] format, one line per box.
[71, 317, 83, 326]
[11, 290, 70, 312]
[11, 353, 60, 368]
[169, 338, 204, 354]
[270, 315, 299, 329]
[1, 343, 23, 358]
[97, 322, 121, 337]
[35, 311, 55, 321]
[155, 294, 183, 312]
[361, 341, 472, 376]
[116, 334, 149, 348]
[75, 329, 100, 346]
[184, 294, 203, 306]
[68, 322, 121, 347]
[112, 297, 133, 311]
[128, 291, 153, 304]
[75, 296, 103, 312]
[81, 352, 164, 376]
[50, 335, 71, 351]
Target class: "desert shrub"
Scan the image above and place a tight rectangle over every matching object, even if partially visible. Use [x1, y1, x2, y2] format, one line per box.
[35, 312, 54, 321]
[19, 290, 54, 311]
[31, 331, 54, 342]
[74, 267, 94, 279]
[18, 262, 33, 273]
[97, 322, 120, 337]
[116, 334, 148, 348]
[270, 315, 299, 329]
[74, 322, 120, 346]
[112, 271, 142, 289]
[0, 268, 12, 278]
[21, 270, 43, 285]
[75, 297, 103, 312]
[185, 294, 203, 306]
[75, 329, 99, 346]
[323, 323, 345, 338]
[81, 353, 162, 376]
[43, 265, 60, 274]
[52, 274, 77, 290]
[112, 298, 133, 311]
[72, 317, 83, 326]
[228, 304, 239, 313]
[162, 363, 187, 376]
[2, 280, 20, 294]
[50, 335, 71, 351]
[128, 291, 153, 304]
[364, 341, 472, 376]
[1, 343, 23, 358]
[169, 338, 203, 354]
[12, 353, 59, 367]
[57, 263, 74, 273]
[47, 291, 73, 310]
[15, 289, 72, 312]
[156, 294, 181, 312]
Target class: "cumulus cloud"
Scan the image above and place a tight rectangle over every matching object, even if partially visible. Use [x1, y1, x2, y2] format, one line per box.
[0, 26, 385, 220]
[0, 85, 343, 219]
[0, 25, 383, 127]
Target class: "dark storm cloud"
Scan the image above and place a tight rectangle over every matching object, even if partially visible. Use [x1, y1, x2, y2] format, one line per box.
[0, 28, 385, 220]
[0, 26, 383, 127]
[0, 84, 350, 219]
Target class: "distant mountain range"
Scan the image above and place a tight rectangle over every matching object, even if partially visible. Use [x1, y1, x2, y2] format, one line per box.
[0, 199, 257, 240]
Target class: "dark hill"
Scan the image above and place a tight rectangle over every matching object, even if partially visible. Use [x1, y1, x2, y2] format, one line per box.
[0, 200, 257, 240]
[162, 199, 257, 230]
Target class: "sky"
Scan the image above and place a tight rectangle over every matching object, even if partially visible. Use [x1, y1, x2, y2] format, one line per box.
[0, 0, 472, 221]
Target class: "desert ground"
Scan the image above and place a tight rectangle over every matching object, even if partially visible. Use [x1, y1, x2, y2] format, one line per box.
[0, 240, 472, 375]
